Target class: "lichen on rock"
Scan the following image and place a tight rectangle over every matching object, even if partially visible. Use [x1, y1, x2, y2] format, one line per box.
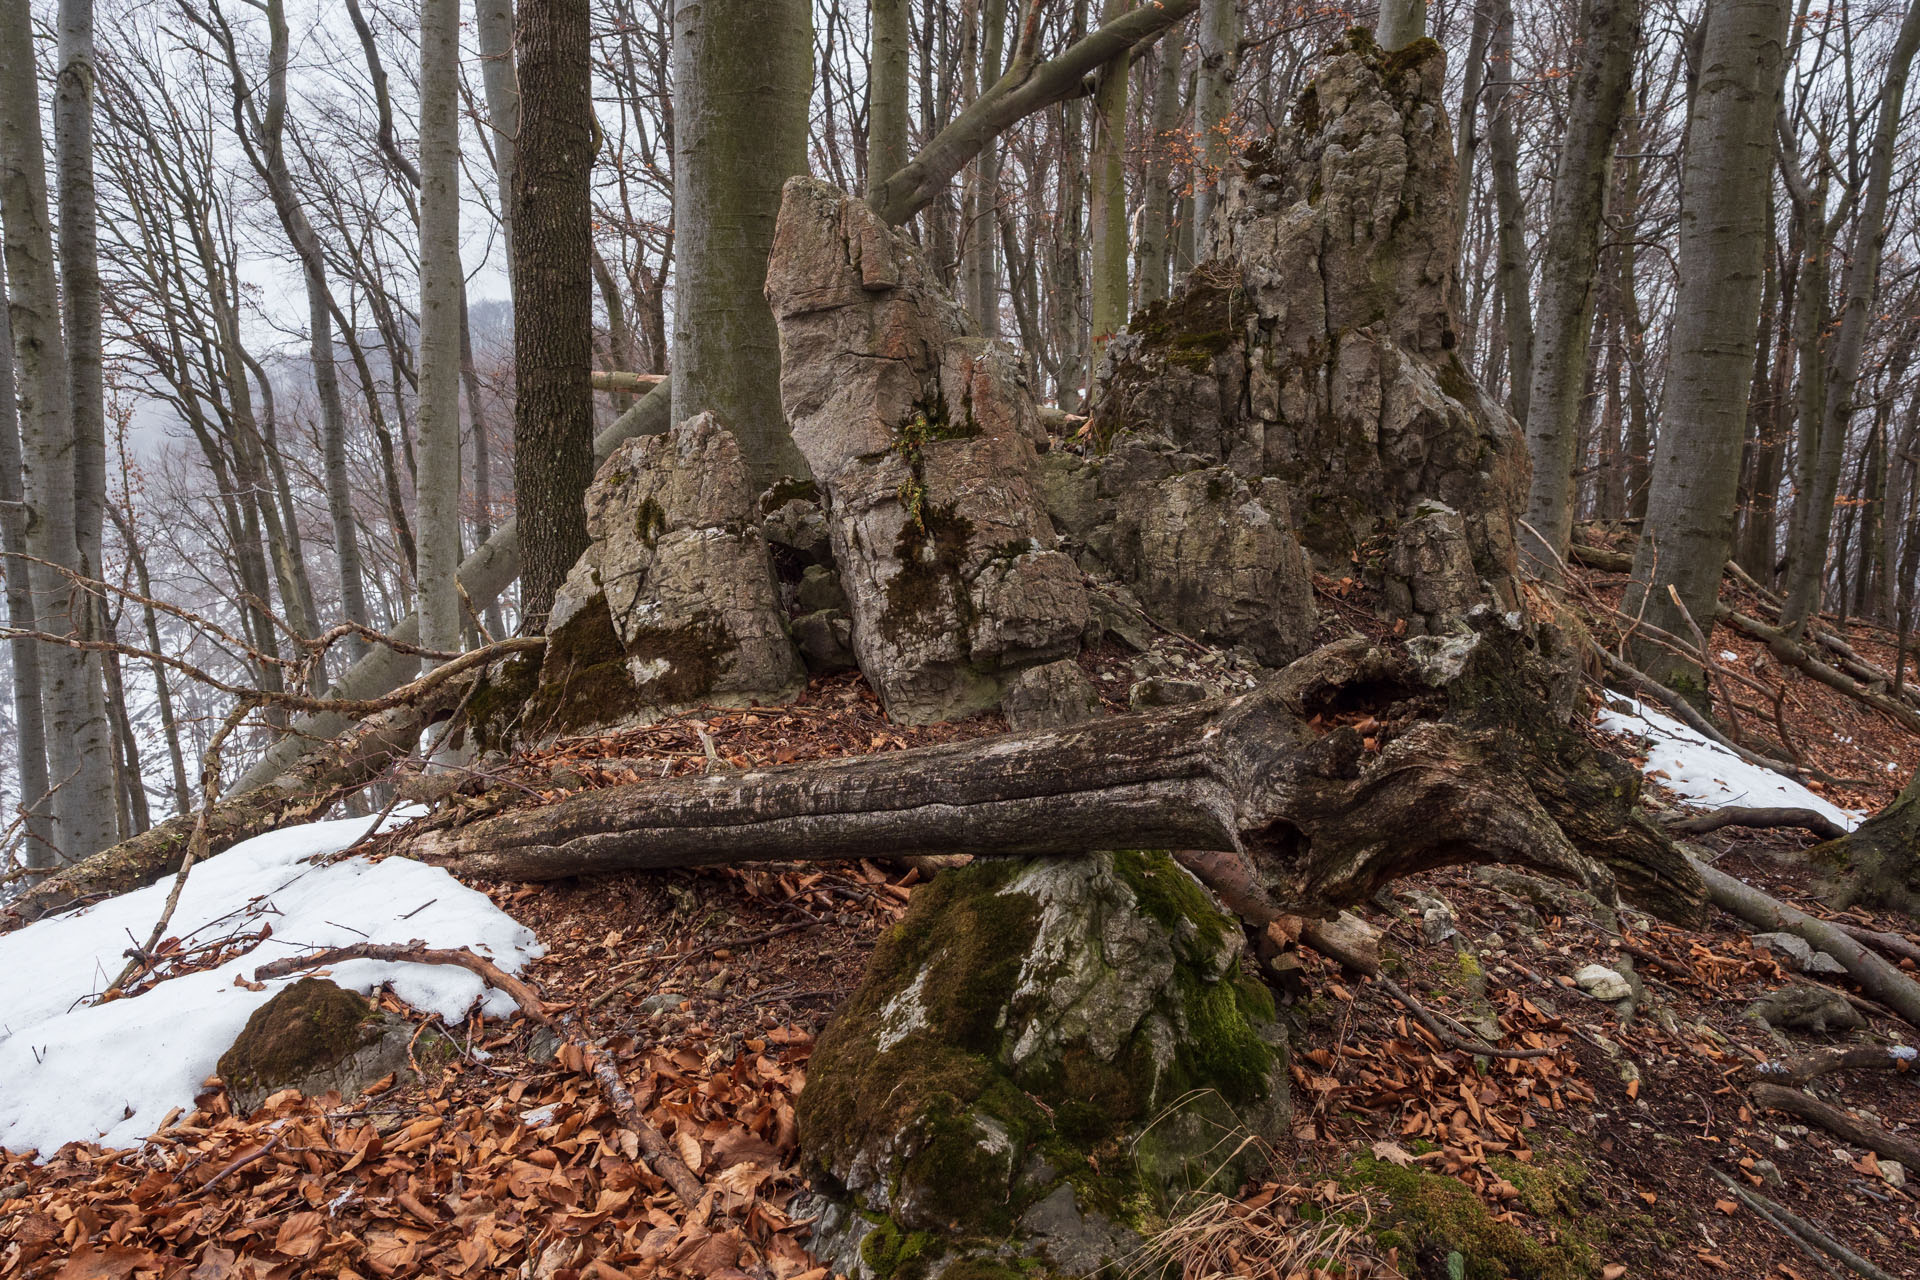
[797, 852, 1287, 1278]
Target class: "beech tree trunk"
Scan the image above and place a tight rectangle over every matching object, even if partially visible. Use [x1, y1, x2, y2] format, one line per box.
[1137, 37, 1183, 304]
[1626, 0, 1791, 692]
[1087, 0, 1130, 350]
[476, 0, 518, 257]
[417, 0, 463, 661]
[1487, 0, 1533, 423]
[0, 256, 52, 864]
[1521, 0, 1639, 573]
[1190, 0, 1236, 237]
[670, 0, 813, 487]
[514, 0, 598, 624]
[866, 0, 909, 206]
[1375, 0, 1427, 49]
[0, 0, 116, 863]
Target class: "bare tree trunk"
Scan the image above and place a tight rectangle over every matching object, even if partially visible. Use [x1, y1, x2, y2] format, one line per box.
[1521, 0, 1640, 573]
[965, 0, 1008, 333]
[1375, 0, 1427, 49]
[0, 257, 52, 865]
[475, 0, 518, 257]
[671, 0, 813, 487]
[1451, 0, 1493, 263]
[1136, 34, 1182, 305]
[867, 0, 909, 206]
[1487, 0, 1532, 422]
[1625, 0, 1792, 693]
[107, 502, 191, 816]
[1190, 0, 1236, 237]
[1779, 0, 1920, 634]
[514, 0, 598, 625]
[417, 0, 464, 662]
[1088, 0, 1130, 351]
[0, 0, 116, 863]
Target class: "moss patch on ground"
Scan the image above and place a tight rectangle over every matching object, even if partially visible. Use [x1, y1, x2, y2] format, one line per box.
[1346, 1154, 1602, 1280]
[217, 978, 378, 1095]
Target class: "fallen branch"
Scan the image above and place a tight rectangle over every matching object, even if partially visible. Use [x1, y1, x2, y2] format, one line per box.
[1690, 855, 1920, 1030]
[1666, 806, 1854, 841]
[1722, 608, 1920, 737]
[591, 371, 666, 394]
[253, 942, 708, 1212]
[1748, 1082, 1920, 1172]
[1749, 1044, 1918, 1086]
[1709, 1167, 1891, 1280]
[1589, 641, 1801, 778]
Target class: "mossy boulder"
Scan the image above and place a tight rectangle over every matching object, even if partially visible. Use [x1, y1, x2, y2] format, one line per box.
[1346, 1153, 1603, 1280]
[798, 852, 1288, 1278]
[217, 978, 438, 1115]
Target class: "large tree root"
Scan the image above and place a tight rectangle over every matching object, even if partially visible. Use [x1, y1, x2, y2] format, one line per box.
[413, 632, 1707, 924]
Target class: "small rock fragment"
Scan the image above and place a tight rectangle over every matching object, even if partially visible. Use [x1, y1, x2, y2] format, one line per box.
[1573, 964, 1632, 1003]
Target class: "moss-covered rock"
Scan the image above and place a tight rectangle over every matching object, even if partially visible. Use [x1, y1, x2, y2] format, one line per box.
[1345, 1154, 1603, 1280]
[799, 852, 1288, 1278]
[217, 978, 442, 1115]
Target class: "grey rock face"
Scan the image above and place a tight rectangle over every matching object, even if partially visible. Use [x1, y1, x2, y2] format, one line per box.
[1000, 658, 1102, 730]
[1092, 33, 1527, 638]
[1129, 675, 1214, 710]
[796, 853, 1287, 1278]
[1751, 932, 1848, 976]
[1745, 985, 1866, 1034]
[767, 177, 1091, 724]
[531, 413, 804, 739]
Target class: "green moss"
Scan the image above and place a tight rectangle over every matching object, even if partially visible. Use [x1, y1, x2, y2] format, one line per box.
[634, 496, 668, 548]
[1437, 352, 1478, 405]
[217, 978, 377, 1092]
[624, 611, 735, 704]
[862, 1218, 942, 1280]
[465, 651, 543, 753]
[1378, 35, 1445, 90]
[520, 594, 739, 736]
[1092, 271, 1246, 450]
[1345, 1156, 1600, 1280]
[1175, 973, 1279, 1106]
[880, 500, 975, 642]
[1111, 849, 1231, 955]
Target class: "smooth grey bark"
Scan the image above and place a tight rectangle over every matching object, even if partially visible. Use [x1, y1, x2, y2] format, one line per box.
[670, 0, 813, 487]
[1487, 0, 1533, 423]
[476, 0, 518, 257]
[0, 259, 52, 864]
[1375, 0, 1428, 49]
[1190, 0, 1236, 237]
[106, 503, 191, 816]
[1779, 0, 1920, 634]
[963, 0, 1008, 334]
[417, 0, 463, 666]
[1626, 0, 1792, 690]
[1521, 0, 1641, 573]
[1451, 0, 1493, 263]
[228, 384, 672, 796]
[0, 0, 115, 864]
[867, 0, 909, 205]
[1088, 0, 1130, 349]
[1137, 35, 1183, 304]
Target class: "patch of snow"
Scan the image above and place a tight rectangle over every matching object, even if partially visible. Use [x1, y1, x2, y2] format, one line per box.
[1719, 650, 1740, 663]
[0, 813, 539, 1155]
[1595, 693, 1864, 832]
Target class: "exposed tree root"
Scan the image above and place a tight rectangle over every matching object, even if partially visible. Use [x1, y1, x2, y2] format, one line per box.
[1667, 806, 1854, 841]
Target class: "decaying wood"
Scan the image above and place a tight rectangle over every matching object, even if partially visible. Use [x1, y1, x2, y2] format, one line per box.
[3, 638, 540, 928]
[1709, 1167, 1896, 1280]
[1748, 1082, 1920, 1173]
[413, 637, 1707, 924]
[1748, 1043, 1918, 1086]
[1666, 806, 1854, 841]
[1690, 854, 1920, 1030]
[253, 943, 709, 1212]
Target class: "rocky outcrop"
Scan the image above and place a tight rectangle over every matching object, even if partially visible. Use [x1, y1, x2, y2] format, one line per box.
[1092, 31, 1528, 637]
[478, 414, 804, 748]
[797, 852, 1287, 1279]
[767, 177, 1091, 724]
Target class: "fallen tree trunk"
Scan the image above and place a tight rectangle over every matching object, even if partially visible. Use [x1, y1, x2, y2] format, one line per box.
[1690, 854, 1920, 1029]
[4, 639, 541, 926]
[1749, 1082, 1920, 1171]
[1666, 806, 1854, 841]
[415, 637, 1707, 923]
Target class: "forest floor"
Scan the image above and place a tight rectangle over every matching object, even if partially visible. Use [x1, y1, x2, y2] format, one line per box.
[3, 567, 1918, 1280]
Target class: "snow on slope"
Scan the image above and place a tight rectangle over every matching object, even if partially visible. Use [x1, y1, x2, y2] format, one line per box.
[1595, 693, 1864, 832]
[0, 814, 539, 1155]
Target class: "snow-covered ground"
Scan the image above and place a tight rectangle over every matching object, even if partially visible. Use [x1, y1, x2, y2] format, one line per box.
[1595, 692, 1864, 832]
[0, 814, 539, 1155]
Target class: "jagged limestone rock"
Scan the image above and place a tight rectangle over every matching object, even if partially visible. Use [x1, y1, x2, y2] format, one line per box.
[1000, 658, 1102, 731]
[798, 852, 1287, 1279]
[218, 978, 441, 1115]
[767, 176, 1091, 724]
[1093, 31, 1528, 638]
[497, 413, 802, 745]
